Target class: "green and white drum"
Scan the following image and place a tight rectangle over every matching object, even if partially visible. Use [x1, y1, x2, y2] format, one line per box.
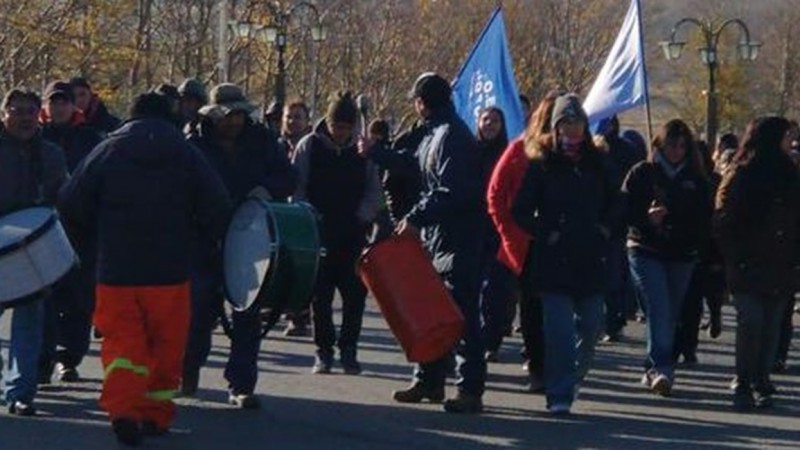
[224, 197, 322, 315]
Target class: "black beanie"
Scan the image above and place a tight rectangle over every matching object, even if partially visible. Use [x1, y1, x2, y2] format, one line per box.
[326, 91, 358, 125]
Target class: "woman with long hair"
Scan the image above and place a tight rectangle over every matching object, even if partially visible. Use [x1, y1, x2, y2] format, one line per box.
[486, 91, 561, 392]
[714, 116, 800, 411]
[513, 94, 622, 414]
[623, 119, 712, 397]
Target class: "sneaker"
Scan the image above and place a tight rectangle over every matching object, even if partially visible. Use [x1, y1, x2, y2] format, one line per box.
[392, 383, 445, 404]
[55, 362, 80, 382]
[754, 391, 773, 409]
[729, 376, 739, 392]
[312, 355, 333, 374]
[650, 374, 672, 397]
[8, 401, 36, 417]
[340, 357, 362, 375]
[443, 392, 483, 414]
[547, 402, 572, 415]
[112, 418, 142, 447]
[484, 350, 499, 363]
[228, 393, 261, 409]
[641, 372, 654, 388]
[601, 332, 621, 343]
[141, 421, 169, 437]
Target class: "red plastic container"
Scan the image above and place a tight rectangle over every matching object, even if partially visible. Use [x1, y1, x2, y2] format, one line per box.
[357, 232, 465, 363]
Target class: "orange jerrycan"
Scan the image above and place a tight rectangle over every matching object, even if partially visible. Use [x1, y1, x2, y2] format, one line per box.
[357, 232, 465, 363]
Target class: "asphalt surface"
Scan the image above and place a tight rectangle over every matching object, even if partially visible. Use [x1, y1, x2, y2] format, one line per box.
[0, 300, 798, 450]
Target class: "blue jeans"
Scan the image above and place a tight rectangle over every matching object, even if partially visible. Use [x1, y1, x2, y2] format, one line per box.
[540, 293, 604, 407]
[628, 250, 695, 379]
[1, 298, 44, 404]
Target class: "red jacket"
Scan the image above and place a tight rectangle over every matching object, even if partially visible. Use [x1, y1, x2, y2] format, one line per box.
[486, 138, 531, 275]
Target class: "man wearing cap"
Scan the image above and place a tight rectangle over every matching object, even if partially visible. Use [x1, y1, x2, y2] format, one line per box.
[367, 72, 487, 414]
[0, 88, 68, 416]
[184, 83, 296, 408]
[38, 80, 102, 384]
[69, 77, 121, 136]
[59, 93, 231, 444]
[292, 91, 381, 375]
[177, 78, 207, 130]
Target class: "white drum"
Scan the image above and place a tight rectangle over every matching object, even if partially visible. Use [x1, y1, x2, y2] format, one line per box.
[0, 207, 78, 305]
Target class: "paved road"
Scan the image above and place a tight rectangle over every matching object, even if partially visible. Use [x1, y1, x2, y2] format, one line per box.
[1, 301, 798, 450]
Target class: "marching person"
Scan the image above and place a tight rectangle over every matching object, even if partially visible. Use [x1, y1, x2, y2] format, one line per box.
[370, 72, 487, 414]
[184, 83, 296, 408]
[623, 119, 711, 397]
[38, 80, 102, 383]
[69, 77, 121, 135]
[177, 78, 207, 129]
[487, 91, 562, 393]
[714, 116, 800, 411]
[0, 88, 68, 416]
[512, 94, 622, 414]
[475, 106, 512, 362]
[280, 100, 312, 159]
[58, 93, 231, 445]
[293, 91, 381, 375]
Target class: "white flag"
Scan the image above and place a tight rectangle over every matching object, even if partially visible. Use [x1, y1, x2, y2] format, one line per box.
[583, 0, 648, 128]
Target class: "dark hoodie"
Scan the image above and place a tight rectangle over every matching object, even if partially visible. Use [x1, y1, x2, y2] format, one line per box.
[58, 118, 232, 286]
[292, 119, 381, 253]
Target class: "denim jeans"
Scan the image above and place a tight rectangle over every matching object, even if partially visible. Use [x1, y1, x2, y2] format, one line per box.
[540, 293, 604, 407]
[628, 250, 695, 379]
[1, 298, 44, 404]
[734, 293, 789, 391]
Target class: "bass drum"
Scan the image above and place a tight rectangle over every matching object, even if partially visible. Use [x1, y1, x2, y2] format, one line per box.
[223, 196, 322, 335]
[0, 207, 78, 306]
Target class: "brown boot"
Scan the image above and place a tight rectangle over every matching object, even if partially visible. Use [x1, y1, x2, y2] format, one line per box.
[443, 392, 483, 414]
[392, 383, 445, 404]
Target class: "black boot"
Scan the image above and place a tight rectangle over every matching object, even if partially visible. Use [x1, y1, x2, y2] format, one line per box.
[392, 383, 445, 404]
[443, 392, 483, 414]
[112, 419, 142, 447]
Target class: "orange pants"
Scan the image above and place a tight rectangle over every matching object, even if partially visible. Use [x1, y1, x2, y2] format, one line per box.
[94, 282, 190, 429]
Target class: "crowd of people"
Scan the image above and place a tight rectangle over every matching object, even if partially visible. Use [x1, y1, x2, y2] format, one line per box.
[0, 72, 797, 446]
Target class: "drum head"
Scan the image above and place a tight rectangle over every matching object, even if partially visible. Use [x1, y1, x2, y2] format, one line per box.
[223, 199, 275, 312]
[0, 208, 54, 253]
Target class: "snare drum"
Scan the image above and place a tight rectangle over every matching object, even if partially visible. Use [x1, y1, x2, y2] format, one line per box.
[224, 198, 322, 314]
[0, 207, 78, 305]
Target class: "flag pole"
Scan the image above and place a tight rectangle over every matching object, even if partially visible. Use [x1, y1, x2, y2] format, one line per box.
[635, 0, 654, 150]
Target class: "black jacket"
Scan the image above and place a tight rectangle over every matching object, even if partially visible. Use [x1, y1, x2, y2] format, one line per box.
[58, 119, 232, 286]
[41, 122, 102, 172]
[187, 119, 296, 204]
[622, 159, 712, 261]
[513, 150, 623, 297]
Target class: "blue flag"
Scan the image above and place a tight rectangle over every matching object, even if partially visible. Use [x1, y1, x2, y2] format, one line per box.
[583, 0, 649, 131]
[452, 8, 525, 139]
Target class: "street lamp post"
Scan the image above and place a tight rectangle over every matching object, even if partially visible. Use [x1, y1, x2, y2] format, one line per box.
[660, 18, 761, 147]
[229, 1, 326, 110]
